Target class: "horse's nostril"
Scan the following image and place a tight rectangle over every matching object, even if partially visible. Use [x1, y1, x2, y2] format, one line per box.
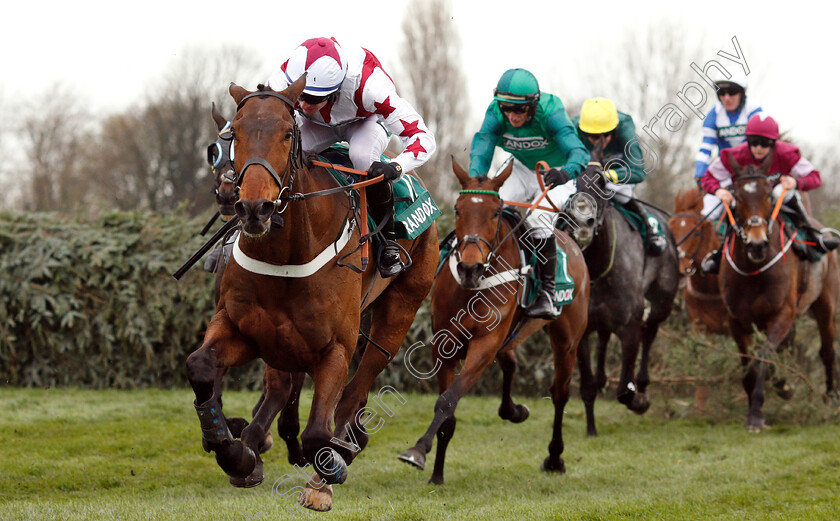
[586, 218, 595, 227]
[234, 201, 247, 218]
[257, 201, 275, 221]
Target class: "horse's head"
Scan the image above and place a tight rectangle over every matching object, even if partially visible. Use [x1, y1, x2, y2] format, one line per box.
[451, 157, 513, 288]
[208, 102, 238, 220]
[228, 74, 307, 238]
[731, 153, 774, 263]
[565, 162, 606, 250]
[669, 188, 708, 276]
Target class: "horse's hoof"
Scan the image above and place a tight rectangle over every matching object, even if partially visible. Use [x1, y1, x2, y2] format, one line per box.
[258, 433, 274, 454]
[511, 404, 530, 423]
[746, 417, 767, 434]
[229, 458, 264, 488]
[227, 417, 249, 439]
[298, 481, 333, 512]
[586, 427, 598, 437]
[397, 447, 426, 470]
[774, 381, 795, 401]
[540, 456, 566, 473]
[630, 394, 651, 415]
[215, 440, 257, 479]
[428, 474, 445, 485]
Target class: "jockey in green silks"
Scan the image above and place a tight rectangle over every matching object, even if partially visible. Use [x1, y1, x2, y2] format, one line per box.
[572, 97, 667, 257]
[469, 68, 589, 319]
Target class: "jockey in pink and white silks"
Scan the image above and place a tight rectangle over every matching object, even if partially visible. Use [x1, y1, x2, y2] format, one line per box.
[694, 70, 762, 220]
[267, 37, 437, 278]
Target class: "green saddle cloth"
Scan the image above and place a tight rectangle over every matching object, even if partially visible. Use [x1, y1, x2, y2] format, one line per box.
[611, 202, 664, 242]
[779, 212, 825, 262]
[438, 209, 575, 310]
[316, 144, 441, 240]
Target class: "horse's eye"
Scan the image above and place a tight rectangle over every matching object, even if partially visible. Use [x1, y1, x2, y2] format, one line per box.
[453, 206, 460, 216]
[493, 208, 501, 218]
[285, 130, 293, 141]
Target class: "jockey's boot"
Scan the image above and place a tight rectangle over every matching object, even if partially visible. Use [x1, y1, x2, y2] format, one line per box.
[368, 180, 404, 278]
[701, 248, 722, 274]
[624, 199, 666, 256]
[526, 239, 560, 320]
[786, 193, 840, 253]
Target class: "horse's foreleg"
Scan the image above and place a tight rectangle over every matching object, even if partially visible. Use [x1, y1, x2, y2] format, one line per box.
[576, 333, 598, 436]
[496, 348, 530, 423]
[301, 343, 351, 486]
[595, 330, 609, 391]
[399, 336, 501, 484]
[730, 318, 765, 432]
[428, 362, 458, 485]
[187, 310, 259, 480]
[616, 323, 646, 413]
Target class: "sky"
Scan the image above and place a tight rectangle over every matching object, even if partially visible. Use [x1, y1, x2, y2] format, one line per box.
[4, 0, 838, 154]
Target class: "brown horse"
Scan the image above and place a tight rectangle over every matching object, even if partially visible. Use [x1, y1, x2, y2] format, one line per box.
[397, 159, 589, 483]
[669, 187, 728, 334]
[186, 76, 437, 511]
[721, 158, 839, 432]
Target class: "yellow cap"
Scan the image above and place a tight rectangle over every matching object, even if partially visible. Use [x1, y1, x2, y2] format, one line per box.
[579, 97, 619, 134]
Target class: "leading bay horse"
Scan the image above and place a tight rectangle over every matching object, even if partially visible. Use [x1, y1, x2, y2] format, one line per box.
[669, 187, 728, 334]
[720, 157, 839, 432]
[398, 159, 589, 483]
[186, 75, 438, 511]
[563, 158, 679, 436]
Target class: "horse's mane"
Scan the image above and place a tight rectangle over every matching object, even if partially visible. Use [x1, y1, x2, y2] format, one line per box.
[674, 187, 704, 214]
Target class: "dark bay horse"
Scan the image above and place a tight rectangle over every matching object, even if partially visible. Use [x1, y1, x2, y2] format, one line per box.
[564, 161, 679, 436]
[186, 76, 438, 511]
[669, 187, 728, 334]
[720, 158, 839, 432]
[398, 159, 589, 483]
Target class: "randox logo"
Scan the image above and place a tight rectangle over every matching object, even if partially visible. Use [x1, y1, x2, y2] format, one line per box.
[402, 197, 439, 235]
[502, 135, 550, 151]
[554, 287, 574, 302]
[718, 124, 746, 138]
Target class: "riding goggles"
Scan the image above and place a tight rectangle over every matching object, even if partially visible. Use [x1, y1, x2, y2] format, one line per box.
[716, 84, 743, 97]
[746, 136, 776, 148]
[299, 92, 330, 105]
[498, 102, 531, 114]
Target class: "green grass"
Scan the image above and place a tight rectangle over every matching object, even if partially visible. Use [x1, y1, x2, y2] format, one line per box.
[1, 388, 839, 520]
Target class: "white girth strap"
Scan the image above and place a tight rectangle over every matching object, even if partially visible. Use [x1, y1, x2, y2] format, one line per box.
[232, 219, 355, 277]
[447, 252, 525, 290]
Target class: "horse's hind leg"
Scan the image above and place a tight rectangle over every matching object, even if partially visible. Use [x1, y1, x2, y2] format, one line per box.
[231, 367, 297, 488]
[277, 372, 307, 466]
[810, 292, 838, 398]
[576, 333, 598, 436]
[497, 349, 530, 423]
[616, 323, 646, 413]
[542, 323, 578, 473]
[187, 310, 259, 480]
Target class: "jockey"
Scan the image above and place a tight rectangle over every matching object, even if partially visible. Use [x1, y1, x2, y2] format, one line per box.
[573, 97, 667, 256]
[469, 68, 589, 319]
[694, 70, 762, 220]
[700, 114, 840, 273]
[267, 37, 437, 278]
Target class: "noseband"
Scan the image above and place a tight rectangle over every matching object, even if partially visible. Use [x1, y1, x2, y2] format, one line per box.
[455, 189, 504, 266]
[671, 212, 710, 275]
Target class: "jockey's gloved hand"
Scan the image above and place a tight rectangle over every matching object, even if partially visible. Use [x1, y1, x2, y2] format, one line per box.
[369, 161, 403, 181]
[544, 168, 571, 187]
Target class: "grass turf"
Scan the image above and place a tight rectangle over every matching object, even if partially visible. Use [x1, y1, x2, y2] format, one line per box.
[0, 388, 838, 520]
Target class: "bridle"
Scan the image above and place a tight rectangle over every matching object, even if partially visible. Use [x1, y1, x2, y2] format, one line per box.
[231, 89, 305, 216]
[454, 189, 505, 266]
[671, 212, 710, 276]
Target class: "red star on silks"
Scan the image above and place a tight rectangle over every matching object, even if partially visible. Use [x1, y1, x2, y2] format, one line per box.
[405, 140, 427, 158]
[374, 97, 395, 118]
[301, 37, 343, 69]
[399, 119, 424, 138]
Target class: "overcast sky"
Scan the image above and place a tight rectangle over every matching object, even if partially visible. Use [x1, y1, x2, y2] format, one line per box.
[4, 0, 837, 153]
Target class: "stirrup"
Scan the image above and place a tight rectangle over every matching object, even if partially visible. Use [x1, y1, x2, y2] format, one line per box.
[701, 250, 720, 274]
[378, 241, 404, 278]
[526, 290, 559, 319]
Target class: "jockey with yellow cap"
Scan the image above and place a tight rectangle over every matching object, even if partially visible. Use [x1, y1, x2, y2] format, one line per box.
[573, 97, 667, 256]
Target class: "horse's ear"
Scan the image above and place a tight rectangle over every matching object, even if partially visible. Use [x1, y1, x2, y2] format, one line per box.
[452, 155, 471, 188]
[728, 151, 742, 176]
[489, 160, 515, 191]
[589, 136, 604, 164]
[282, 73, 308, 104]
[211, 102, 227, 131]
[760, 149, 773, 173]
[229, 83, 251, 106]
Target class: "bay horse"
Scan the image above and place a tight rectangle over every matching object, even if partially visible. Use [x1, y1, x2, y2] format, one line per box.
[398, 158, 589, 483]
[205, 103, 308, 477]
[186, 76, 438, 511]
[564, 158, 679, 436]
[719, 157, 839, 432]
[669, 187, 728, 334]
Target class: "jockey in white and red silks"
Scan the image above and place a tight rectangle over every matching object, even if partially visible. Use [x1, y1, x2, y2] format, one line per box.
[267, 37, 437, 278]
